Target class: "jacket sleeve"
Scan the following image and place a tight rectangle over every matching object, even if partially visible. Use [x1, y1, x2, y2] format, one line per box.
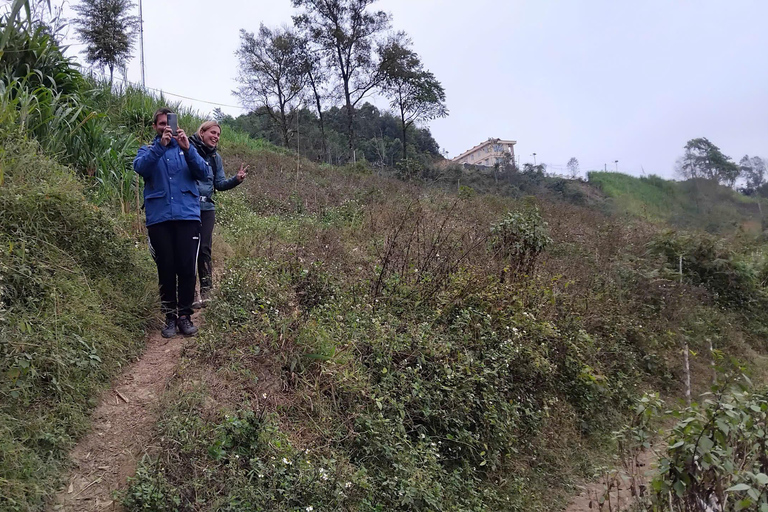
[133, 142, 165, 178]
[213, 154, 242, 191]
[184, 145, 210, 181]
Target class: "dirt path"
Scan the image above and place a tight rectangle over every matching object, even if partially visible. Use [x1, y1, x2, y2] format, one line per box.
[50, 313, 199, 512]
[565, 448, 657, 512]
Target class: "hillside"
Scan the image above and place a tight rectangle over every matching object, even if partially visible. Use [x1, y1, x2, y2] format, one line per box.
[589, 171, 766, 234]
[3, 9, 768, 512]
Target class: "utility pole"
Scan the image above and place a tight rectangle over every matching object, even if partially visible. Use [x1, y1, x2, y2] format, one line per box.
[532, 152, 537, 165]
[614, 159, 619, 172]
[138, 0, 145, 88]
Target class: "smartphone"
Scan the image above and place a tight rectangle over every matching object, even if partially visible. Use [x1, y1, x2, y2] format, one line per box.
[167, 112, 178, 136]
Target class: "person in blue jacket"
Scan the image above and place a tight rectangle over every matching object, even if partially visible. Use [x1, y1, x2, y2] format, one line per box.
[189, 120, 247, 308]
[134, 108, 210, 338]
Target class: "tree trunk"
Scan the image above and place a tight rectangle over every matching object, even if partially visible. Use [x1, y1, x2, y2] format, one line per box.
[345, 98, 355, 162]
[108, 64, 114, 87]
[401, 123, 407, 162]
[307, 69, 328, 163]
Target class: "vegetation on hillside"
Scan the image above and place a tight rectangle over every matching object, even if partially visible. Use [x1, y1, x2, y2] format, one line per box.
[589, 172, 766, 234]
[3, 2, 768, 511]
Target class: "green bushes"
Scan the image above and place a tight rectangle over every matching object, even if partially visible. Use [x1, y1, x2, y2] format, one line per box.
[490, 203, 552, 279]
[648, 230, 768, 313]
[649, 382, 768, 511]
[0, 133, 155, 510]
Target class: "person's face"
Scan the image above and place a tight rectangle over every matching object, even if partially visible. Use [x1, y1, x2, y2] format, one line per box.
[202, 126, 221, 148]
[153, 114, 168, 138]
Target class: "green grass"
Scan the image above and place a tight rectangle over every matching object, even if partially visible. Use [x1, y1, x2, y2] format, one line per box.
[588, 171, 765, 233]
[0, 131, 156, 510]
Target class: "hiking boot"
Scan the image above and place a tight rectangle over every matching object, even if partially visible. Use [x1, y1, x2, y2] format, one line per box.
[161, 317, 177, 338]
[192, 289, 211, 310]
[177, 315, 198, 336]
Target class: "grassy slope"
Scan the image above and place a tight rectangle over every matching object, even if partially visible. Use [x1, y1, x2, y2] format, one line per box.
[0, 132, 156, 510]
[588, 171, 765, 234]
[120, 140, 768, 511]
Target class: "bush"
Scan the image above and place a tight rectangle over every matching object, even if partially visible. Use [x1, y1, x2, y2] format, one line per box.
[0, 132, 155, 509]
[650, 382, 768, 511]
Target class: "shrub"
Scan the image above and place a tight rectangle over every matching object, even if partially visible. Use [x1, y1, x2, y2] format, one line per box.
[650, 382, 768, 511]
[0, 132, 155, 509]
[490, 203, 553, 281]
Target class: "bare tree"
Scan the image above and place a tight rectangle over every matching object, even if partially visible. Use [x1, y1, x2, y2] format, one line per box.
[297, 37, 330, 162]
[235, 25, 305, 147]
[567, 157, 580, 179]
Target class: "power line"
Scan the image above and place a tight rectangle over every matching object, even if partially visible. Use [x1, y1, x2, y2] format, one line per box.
[98, 72, 247, 110]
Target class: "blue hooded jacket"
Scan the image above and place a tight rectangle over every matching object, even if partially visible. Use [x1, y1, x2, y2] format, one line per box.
[188, 133, 242, 212]
[133, 136, 210, 226]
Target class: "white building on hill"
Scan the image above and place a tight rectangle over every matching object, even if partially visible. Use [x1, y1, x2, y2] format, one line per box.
[452, 138, 516, 167]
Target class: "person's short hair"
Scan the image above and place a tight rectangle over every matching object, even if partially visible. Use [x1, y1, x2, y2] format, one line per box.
[197, 120, 221, 137]
[153, 107, 172, 125]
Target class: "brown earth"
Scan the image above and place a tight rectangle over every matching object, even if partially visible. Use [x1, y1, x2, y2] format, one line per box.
[564, 447, 657, 512]
[49, 313, 200, 512]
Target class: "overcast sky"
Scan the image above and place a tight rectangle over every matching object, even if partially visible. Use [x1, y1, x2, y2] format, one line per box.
[55, 0, 768, 178]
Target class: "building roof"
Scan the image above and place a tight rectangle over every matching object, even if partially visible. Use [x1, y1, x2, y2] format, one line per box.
[452, 138, 517, 162]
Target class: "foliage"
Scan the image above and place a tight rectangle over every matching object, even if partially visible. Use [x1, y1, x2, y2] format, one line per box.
[647, 230, 767, 313]
[378, 37, 447, 161]
[123, 459, 181, 512]
[490, 203, 553, 280]
[292, 0, 391, 154]
[235, 25, 305, 147]
[71, 0, 139, 84]
[739, 155, 766, 195]
[588, 171, 765, 234]
[676, 137, 740, 188]
[650, 382, 768, 511]
[223, 101, 442, 166]
[0, 132, 155, 510]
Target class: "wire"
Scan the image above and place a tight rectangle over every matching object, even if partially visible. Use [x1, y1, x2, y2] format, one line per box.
[94, 71, 247, 110]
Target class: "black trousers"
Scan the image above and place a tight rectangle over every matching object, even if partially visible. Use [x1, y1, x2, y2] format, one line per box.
[198, 209, 215, 292]
[148, 220, 200, 318]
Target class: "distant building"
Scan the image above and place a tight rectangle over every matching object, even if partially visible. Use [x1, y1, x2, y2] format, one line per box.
[452, 138, 516, 167]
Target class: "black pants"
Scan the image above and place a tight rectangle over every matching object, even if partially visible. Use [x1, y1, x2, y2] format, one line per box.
[198, 209, 215, 292]
[148, 220, 200, 319]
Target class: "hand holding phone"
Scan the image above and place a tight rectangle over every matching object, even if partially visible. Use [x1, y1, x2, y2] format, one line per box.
[167, 112, 178, 136]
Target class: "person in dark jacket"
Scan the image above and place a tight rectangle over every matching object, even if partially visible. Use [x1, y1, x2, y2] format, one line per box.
[134, 108, 210, 338]
[189, 120, 247, 307]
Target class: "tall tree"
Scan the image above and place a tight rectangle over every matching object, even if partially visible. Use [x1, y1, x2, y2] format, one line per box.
[675, 137, 740, 187]
[292, 0, 390, 161]
[379, 37, 447, 162]
[72, 0, 138, 85]
[739, 155, 766, 192]
[566, 157, 580, 179]
[297, 37, 330, 162]
[235, 25, 305, 147]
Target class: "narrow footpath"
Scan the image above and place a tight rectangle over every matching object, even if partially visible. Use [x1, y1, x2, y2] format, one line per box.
[564, 448, 656, 512]
[50, 313, 199, 511]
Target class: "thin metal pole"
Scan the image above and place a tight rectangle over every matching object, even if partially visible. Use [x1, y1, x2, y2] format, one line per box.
[138, 0, 145, 88]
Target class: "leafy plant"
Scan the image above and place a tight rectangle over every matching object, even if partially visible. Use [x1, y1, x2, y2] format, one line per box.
[650, 381, 768, 511]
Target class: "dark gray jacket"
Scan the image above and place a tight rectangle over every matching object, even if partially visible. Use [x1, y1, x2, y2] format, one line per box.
[189, 133, 241, 211]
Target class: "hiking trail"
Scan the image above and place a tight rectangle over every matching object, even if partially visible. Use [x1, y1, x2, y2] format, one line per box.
[564, 447, 657, 512]
[50, 312, 200, 512]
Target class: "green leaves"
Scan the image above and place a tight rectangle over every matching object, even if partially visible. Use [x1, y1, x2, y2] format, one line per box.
[650, 384, 768, 510]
